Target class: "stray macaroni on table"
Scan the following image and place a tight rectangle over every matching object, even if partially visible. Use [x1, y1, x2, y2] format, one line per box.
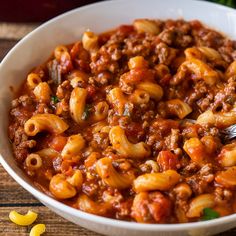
[29, 224, 46, 236]
[8, 18, 236, 223]
[9, 210, 46, 235]
[9, 210, 38, 226]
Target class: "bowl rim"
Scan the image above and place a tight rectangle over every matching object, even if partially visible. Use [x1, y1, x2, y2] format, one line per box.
[1, 0, 236, 231]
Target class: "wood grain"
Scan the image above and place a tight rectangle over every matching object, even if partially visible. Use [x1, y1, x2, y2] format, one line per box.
[0, 165, 40, 205]
[0, 24, 236, 236]
[0, 39, 18, 60]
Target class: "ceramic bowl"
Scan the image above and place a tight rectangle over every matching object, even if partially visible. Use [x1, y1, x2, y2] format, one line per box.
[1, 0, 236, 235]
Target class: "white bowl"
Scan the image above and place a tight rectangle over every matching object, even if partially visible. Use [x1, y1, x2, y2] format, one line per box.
[1, 0, 236, 235]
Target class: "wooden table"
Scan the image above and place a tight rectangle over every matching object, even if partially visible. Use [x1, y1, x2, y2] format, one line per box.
[0, 22, 235, 236]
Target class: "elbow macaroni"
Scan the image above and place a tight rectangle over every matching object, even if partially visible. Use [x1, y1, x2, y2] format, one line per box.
[92, 101, 109, 121]
[68, 70, 89, 83]
[82, 31, 99, 52]
[54, 45, 68, 60]
[30, 224, 46, 236]
[133, 170, 180, 192]
[128, 56, 148, 70]
[215, 166, 236, 187]
[134, 19, 160, 34]
[67, 170, 83, 190]
[77, 194, 112, 216]
[25, 153, 42, 170]
[197, 109, 236, 128]
[187, 194, 215, 218]
[197, 46, 222, 61]
[96, 157, 134, 189]
[166, 99, 192, 119]
[27, 73, 42, 89]
[130, 89, 150, 104]
[49, 174, 77, 199]
[69, 87, 87, 124]
[177, 58, 219, 85]
[33, 82, 51, 103]
[185, 47, 222, 62]
[136, 82, 163, 101]
[61, 134, 85, 159]
[185, 47, 203, 60]
[36, 148, 59, 159]
[225, 60, 236, 78]
[9, 210, 38, 226]
[107, 87, 127, 116]
[109, 126, 150, 159]
[183, 137, 207, 164]
[24, 114, 69, 136]
[218, 143, 236, 167]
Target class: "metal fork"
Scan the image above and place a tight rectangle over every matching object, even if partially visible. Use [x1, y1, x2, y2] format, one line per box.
[183, 119, 236, 142]
[220, 125, 236, 141]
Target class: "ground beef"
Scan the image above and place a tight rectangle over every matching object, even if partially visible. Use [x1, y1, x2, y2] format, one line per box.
[155, 42, 178, 65]
[214, 187, 233, 205]
[186, 164, 214, 195]
[90, 132, 110, 150]
[158, 27, 192, 48]
[211, 76, 236, 112]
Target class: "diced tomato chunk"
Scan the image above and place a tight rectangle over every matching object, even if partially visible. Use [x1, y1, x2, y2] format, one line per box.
[117, 25, 134, 35]
[49, 135, 68, 152]
[157, 150, 180, 171]
[131, 191, 171, 223]
[190, 20, 203, 30]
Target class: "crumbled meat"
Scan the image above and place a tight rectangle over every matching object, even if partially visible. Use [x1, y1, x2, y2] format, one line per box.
[82, 181, 99, 197]
[158, 27, 192, 48]
[90, 132, 110, 150]
[115, 199, 133, 220]
[214, 187, 233, 205]
[186, 164, 214, 195]
[155, 42, 178, 65]
[56, 80, 72, 100]
[165, 128, 181, 151]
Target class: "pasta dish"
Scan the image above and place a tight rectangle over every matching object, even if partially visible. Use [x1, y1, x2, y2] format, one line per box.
[8, 19, 236, 223]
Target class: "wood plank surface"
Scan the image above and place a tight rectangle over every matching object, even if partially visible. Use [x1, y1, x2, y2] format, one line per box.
[0, 23, 236, 236]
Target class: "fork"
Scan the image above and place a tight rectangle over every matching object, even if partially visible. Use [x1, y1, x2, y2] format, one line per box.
[220, 125, 236, 141]
[183, 119, 236, 141]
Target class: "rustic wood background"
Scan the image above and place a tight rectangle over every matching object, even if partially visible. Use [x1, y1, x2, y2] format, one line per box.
[0, 22, 236, 236]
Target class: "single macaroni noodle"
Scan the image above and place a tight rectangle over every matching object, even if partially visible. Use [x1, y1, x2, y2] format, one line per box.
[187, 194, 215, 218]
[69, 87, 87, 124]
[29, 224, 46, 236]
[61, 134, 85, 159]
[9, 210, 38, 226]
[24, 114, 69, 136]
[96, 157, 135, 189]
[133, 170, 181, 192]
[109, 126, 150, 159]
